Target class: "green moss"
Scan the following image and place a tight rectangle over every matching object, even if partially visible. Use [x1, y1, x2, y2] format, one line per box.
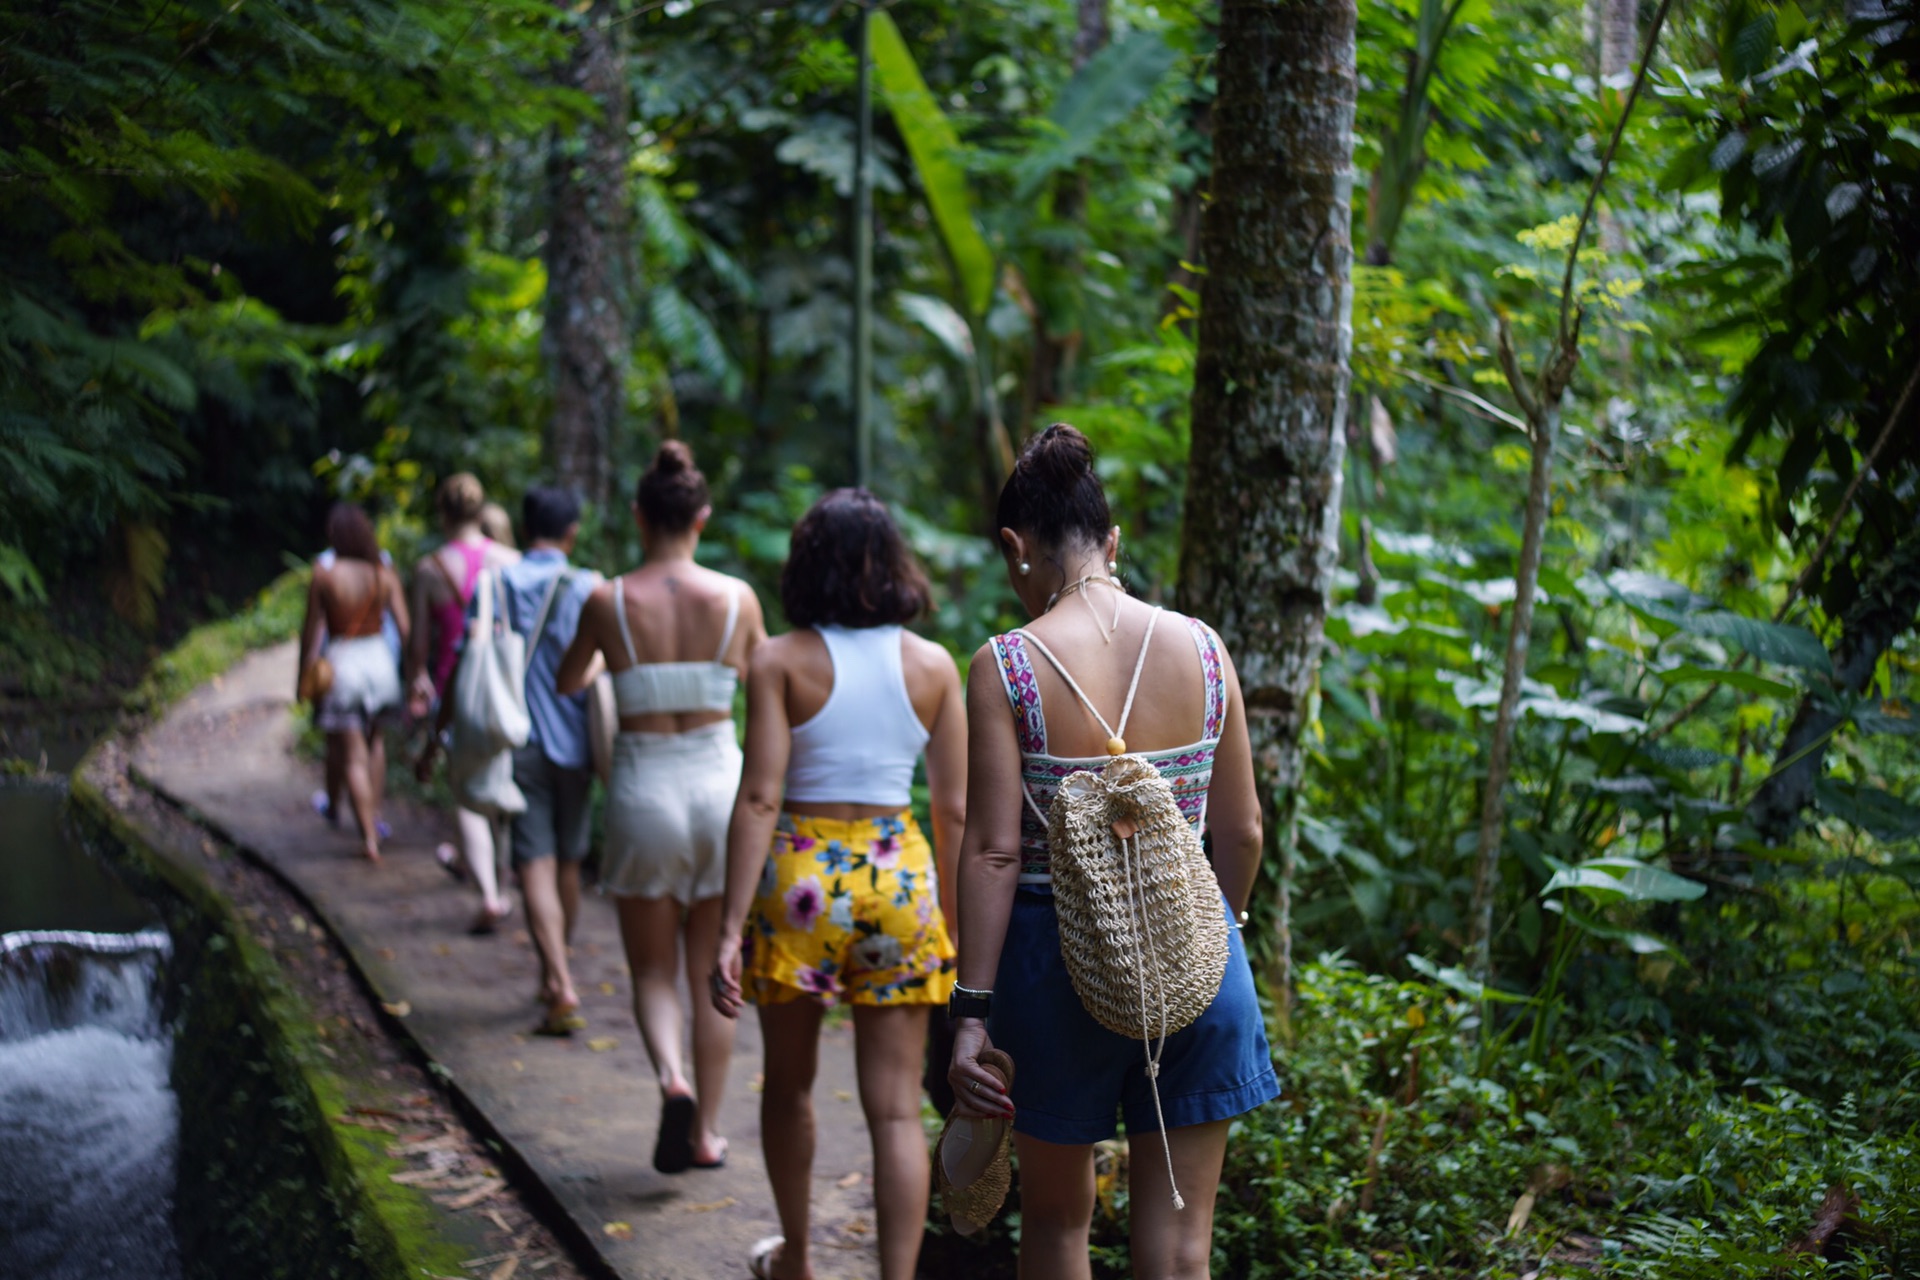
[127, 567, 308, 718]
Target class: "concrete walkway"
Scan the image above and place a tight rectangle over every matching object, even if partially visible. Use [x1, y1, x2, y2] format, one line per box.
[134, 643, 886, 1279]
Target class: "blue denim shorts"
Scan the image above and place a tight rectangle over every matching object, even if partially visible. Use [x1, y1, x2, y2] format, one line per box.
[987, 888, 1281, 1146]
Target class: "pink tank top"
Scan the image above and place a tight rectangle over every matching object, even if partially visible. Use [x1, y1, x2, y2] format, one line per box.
[431, 539, 490, 694]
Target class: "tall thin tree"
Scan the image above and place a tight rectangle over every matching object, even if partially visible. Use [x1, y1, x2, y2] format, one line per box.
[1177, 0, 1360, 1019]
[544, 0, 632, 512]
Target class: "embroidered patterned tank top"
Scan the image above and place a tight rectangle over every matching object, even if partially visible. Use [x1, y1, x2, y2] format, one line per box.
[609, 575, 742, 716]
[988, 613, 1227, 885]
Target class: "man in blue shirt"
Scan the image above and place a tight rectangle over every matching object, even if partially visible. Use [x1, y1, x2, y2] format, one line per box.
[495, 486, 601, 1032]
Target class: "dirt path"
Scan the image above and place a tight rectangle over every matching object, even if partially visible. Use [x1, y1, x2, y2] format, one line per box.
[133, 642, 886, 1280]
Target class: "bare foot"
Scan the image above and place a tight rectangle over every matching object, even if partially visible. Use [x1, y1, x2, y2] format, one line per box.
[361, 842, 382, 863]
[752, 1239, 813, 1280]
[690, 1133, 728, 1168]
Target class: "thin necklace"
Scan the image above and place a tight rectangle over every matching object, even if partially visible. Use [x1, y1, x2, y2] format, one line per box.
[1043, 573, 1127, 643]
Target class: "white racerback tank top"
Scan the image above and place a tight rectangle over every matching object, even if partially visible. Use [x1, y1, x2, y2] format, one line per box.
[784, 625, 930, 807]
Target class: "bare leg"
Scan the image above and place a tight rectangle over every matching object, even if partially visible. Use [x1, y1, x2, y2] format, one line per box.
[558, 858, 582, 942]
[338, 730, 381, 860]
[1126, 1120, 1231, 1280]
[757, 1000, 823, 1280]
[456, 808, 505, 914]
[324, 734, 346, 821]
[682, 896, 736, 1164]
[521, 857, 577, 1009]
[1012, 1133, 1097, 1280]
[366, 728, 387, 827]
[617, 896, 690, 1091]
[851, 1004, 933, 1280]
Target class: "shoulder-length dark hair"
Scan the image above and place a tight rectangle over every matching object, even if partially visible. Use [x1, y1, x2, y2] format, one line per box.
[781, 488, 930, 629]
[325, 502, 382, 564]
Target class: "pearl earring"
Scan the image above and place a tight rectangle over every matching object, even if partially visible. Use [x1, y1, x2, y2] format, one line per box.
[1018, 561, 1031, 576]
[1107, 559, 1118, 575]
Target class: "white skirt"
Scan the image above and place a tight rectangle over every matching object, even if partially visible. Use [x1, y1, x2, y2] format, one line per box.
[600, 721, 742, 903]
[317, 633, 402, 734]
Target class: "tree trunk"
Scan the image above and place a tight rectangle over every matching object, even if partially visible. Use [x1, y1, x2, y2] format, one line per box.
[1465, 404, 1558, 978]
[1597, 0, 1637, 83]
[1177, 0, 1359, 1019]
[544, 0, 631, 513]
[1751, 526, 1920, 841]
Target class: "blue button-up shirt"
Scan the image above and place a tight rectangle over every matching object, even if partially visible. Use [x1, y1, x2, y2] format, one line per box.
[481, 549, 600, 771]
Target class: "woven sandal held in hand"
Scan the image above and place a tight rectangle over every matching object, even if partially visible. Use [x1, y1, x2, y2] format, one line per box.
[933, 1048, 1015, 1236]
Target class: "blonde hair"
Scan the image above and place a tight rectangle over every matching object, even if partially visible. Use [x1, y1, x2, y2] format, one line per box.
[435, 472, 486, 531]
[478, 501, 516, 548]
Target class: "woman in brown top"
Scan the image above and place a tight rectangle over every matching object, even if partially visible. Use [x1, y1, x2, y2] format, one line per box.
[298, 502, 410, 861]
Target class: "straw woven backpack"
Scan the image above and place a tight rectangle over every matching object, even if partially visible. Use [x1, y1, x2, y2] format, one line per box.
[1018, 608, 1232, 1209]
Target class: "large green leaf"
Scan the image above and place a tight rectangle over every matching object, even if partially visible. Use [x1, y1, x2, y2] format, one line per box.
[1542, 899, 1675, 954]
[1816, 778, 1920, 842]
[869, 11, 995, 318]
[1653, 663, 1798, 700]
[1407, 953, 1532, 1003]
[648, 284, 741, 398]
[1541, 856, 1706, 904]
[1608, 571, 1831, 674]
[1011, 30, 1179, 201]
[1684, 612, 1832, 675]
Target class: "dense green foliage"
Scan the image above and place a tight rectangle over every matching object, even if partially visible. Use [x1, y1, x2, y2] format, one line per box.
[7, 0, 1919, 1274]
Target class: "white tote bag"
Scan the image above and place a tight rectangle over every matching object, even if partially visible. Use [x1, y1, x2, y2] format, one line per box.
[447, 569, 533, 817]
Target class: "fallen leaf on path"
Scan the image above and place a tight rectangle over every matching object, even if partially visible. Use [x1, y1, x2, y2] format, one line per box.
[435, 943, 452, 957]
[485, 1209, 513, 1234]
[836, 1172, 862, 1188]
[841, 1218, 872, 1236]
[511, 1060, 525, 1072]
[377, 948, 397, 961]
[586, 1037, 618, 1052]
[441, 1179, 503, 1210]
[460, 1250, 513, 1269]
[599, 982, 616, 995]
[748, 1073, 764, 1093]
[684, 1197, 736, 1213]
[833, 1090, 853, 1102]
[334, 1114, 400, 1133]
[559, 1095, 582, 1105]
[489, 1258, 519, 1280]
[602, 1222, 633, 1240]
[382, 1000, 411, 1017]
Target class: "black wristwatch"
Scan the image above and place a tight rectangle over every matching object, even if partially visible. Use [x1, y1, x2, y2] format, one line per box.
[948, 985, 992, 1021]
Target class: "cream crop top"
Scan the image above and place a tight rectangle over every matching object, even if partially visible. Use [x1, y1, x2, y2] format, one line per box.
[784, 625, 930, 807]
[609, 576, 741, 717]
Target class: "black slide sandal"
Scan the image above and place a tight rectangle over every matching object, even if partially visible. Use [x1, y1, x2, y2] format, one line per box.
[653, 1093, 696, 1174]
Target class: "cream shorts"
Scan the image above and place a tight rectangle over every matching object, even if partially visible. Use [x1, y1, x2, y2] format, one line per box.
[600, 721, 742, 903]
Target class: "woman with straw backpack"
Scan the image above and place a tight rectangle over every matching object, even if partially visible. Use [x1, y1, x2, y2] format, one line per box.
[943, 424, 1279, 1279]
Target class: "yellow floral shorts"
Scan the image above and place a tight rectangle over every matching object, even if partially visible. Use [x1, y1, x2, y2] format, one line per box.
[742, 811, 956, 1007]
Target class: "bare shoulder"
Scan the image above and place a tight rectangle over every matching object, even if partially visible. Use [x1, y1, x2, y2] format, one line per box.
[901, 630, 959, 680]
[749, 629, 808, 677]
[486, 543, 521, 569]
[713, 568, 762, 610]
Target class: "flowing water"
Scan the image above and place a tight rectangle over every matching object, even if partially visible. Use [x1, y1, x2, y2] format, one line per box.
[0, 780, 181, 1279]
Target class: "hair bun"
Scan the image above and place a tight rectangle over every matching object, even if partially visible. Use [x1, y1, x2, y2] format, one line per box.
[652, 440, 694, 475]
[1025, 423, 1094, 487]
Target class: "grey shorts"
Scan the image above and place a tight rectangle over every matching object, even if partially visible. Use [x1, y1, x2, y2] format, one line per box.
[510, 746, 593, 866]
